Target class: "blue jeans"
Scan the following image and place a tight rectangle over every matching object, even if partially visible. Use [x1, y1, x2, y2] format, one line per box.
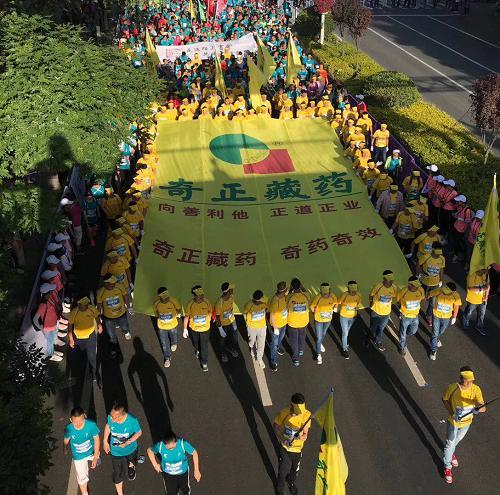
[221, 321, 238, 355]
[339, 317, 355, 351]
[315, 321, 331, 354]
[103, 314, 129, 343]
[370, 313, 390, 344]
[373, 146, 387, 164]
[44, 330, 56, 357]
[443, 422, 470, 469]
[287, 326, 306, 361]
[423, 284, 439, 318]
[270, 325, 286, 365]
[431, 316, 450, 352]
[159, 328, 178, 359]
[399, 316, 419, 349]
[463, 302, 486, 330]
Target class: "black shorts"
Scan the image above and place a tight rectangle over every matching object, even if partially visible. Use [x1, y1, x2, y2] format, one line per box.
[111, 449, 138, 484]
[162, 471, 190, 494]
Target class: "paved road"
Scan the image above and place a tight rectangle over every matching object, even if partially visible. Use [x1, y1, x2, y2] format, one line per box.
[45, 230, 500, 495]
[354, 3, 500, 155]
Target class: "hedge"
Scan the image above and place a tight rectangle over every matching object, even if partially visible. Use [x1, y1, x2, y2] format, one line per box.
[363, 71, 421, 108]
[294, 8, 335, 45]
[308, 39, 498, 210]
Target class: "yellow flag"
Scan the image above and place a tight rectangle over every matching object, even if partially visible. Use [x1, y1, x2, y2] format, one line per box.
[256, 35, 276, 82]
[248, 57, 266, 110]
[314, 391, 348, 495]
[286, 32, 302, 86]
[189, 0, 196, 20]
[470, 173, 500, 274]
[145, 29, 160, 66]
[214, 51, 227, 98]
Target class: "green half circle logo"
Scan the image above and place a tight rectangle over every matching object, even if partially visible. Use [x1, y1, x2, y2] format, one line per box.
[209, 134, 270, 165]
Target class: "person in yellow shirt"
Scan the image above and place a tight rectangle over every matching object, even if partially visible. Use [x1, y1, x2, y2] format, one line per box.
[391, 206, 419, 256]
[198, 106, 213, 121]
[245, 108, 257, 121]
[341, 119, 355, 144]
[279, 107, 294, 120]
[114, 216, 134, 239]
[184, 286, 212, 372]
[369, 270, 398, 351]
[273, 88, 285, 113]
[260, 93, 272, 115]
[243, 290, 268, 369]
[232, 95, 247, 114]
[68, 296, 102, 379]
[402, 170, 423, 201]
[104, 227, 137, 262]
[122, 202, 144, 240]
[296, 101, 308, 118]
[397, 277, 425, 355]
[306, 100, 317, 118]
[178, 109, 193, 121]
[409, 195, 429, 233]
[286, 278, 310, 367]
[462, 268, 489, 334]
[96, 274, 131, 355]
[310, 283, 336, 365]
[362, 161, 380, 190]
[231, 108, 245, 121]
[153, 287, 181, 368]
[418, 242, 445, 322]
[215, 282, 239, 363]
[273, 393, 311, 495]
[257, 105, 272, 119]
[295, 90, 308, 110]
[102, 187, 122, 221]
[411, 224, 440, 261]
[353, 148, 372, 175]
[215, 107, 228, 120]
[220, 96, 233, 118]
[441, 367, 486, 484]
[357, 111, 373, 136]
[330, 111, 344, 131]
[100, 250, 131, 293]
[428, 282, 462, 359]
[316, 96, 334, 120]
[337, 281, 363, 359]
[154, 105, 170, 122]
[370, 172, 393, 200]
[371, 123, 390, 164]
[268, 281, 288, 372]
[345, 127, 366, 148]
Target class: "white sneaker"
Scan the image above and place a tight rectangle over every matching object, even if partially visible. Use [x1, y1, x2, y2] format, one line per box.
[171, 344, 177, 352]
[437, 340, 442, 348]
[53, 350, 64, 357]
[57, 331, 67, 338]
[258, 360, 265, 369]
[316, 354, 323, 365]
[164, 359, 171, 368]
[320, 344, 325, 353]
[55, 338, 66, 346]
[124, 332, 132, 340]
[430, 352, 437, 361]
[49, 354, 63, 362]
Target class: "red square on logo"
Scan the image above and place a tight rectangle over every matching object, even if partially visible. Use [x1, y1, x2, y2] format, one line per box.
[243, 149, 295, 175]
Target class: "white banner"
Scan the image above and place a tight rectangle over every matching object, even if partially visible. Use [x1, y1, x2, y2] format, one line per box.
[156, 33, 257, 62]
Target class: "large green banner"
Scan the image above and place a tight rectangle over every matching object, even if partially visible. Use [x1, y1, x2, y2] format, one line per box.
[134, 119, 411, 314]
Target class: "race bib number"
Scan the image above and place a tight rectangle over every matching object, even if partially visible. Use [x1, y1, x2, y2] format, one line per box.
[159, 313, 173, 322]
[405, 301, 420, 311]
[379, 295, 392, 304]
[116, 273, 125, 283]
[193, 315, 207, 325]
[282, 309, 288, 318]
[437, 303, 451, 313]
[427, 266, 440, 276]
[284, 426, 298, 442]
[293, 304, 307, 313]
[223, 310, 233, 320]
[454, 406, 474, 422]
[252, 310, 265, 321]
[116, 244, 126, 255]
[130, 223, 139, 231]
[106, 296, 120, 308]
[320, 311, 332, 319]
[165, 461, 183, 475]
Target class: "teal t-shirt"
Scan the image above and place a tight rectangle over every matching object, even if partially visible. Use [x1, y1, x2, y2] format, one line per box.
[64, 419, 100, 461]
[151, 439, 195, 475]
[108, 413, 141, 457]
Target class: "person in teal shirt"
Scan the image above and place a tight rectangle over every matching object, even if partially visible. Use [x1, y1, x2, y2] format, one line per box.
[104, 402, 143, 494]
[64, 407, 100, 495]
[147, 430, 201, 495]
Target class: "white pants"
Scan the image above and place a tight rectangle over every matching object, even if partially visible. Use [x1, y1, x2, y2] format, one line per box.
[247, 327, 266, 362]
[74, 455, 93, 486]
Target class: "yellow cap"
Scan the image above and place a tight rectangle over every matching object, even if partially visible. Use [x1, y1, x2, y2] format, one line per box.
[77, 296, 90, 305]
[433, 248, 443, 255]
[193, 287, 204, 296]
[419, 195, 428, 203]
[112, 227, 123, 236]
[408, 279, 421, 288]
[460, 370, 475, 381]
[159, 289, 169, 298]
[412, 170, 421, 177]
[390, 185, 399, 192]
[429, 225, 439, 232]
[105, 275, 118, 284]
[383, 272, 394, 281]
[347, 283, 358, 290]
[107, 250, 119, 258]
[116, 217, 126, 224]
[441, 285, 452, 295]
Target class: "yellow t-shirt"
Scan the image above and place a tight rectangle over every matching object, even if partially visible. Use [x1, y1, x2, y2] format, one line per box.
[274, 407, 311, 453]
[429, 289, 462, 318]
[153, 298, 181, 330]
[100, 258, 130, 289]
[372, 176, 393, 197]
[414, 232, 438, 260]
[466, 272, 488, 305]
[412, 202, 428, 229]
[185, 299, 212, 332]
[105, 234, 134, 262]
[215, 296, 236, 326]
[443, 382, 484, 427]
[286, 292, 310, 328]
[68, 306, 99, 339]
[243, 301, 268, 329]
[310, 294, 337, 323]
[102, 195, 122, 219]
[356, 116, 372, 134]
[373, 129, 390, 147]
[297, 108, 309, 119]
[395, 211, 418, 240]
[296, 96, 308, 108]
[397, 287, 425, 318]
[123, 211, 143, 238]
[420, 254, 445, 287]
[370, 283, 397, 316]
[268, 294, 288, 329]
[338, 291, 362, 318]
[97, 286, 126, 319]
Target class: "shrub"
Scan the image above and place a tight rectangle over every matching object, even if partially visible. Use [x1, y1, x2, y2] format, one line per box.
[294, 8, 335, 44]
[363, 71, 421, 108]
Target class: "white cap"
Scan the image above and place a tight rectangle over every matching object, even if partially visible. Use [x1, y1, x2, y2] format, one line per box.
[475, 210, 484, 219]
[376, 161, 383, 166]
[355, 94, 365, 100]
[47, 243, 63, 252]
[443, 179, 456, 187]
[392, 149, 400, 154]
[435, 175, 445, 183]
[454, 194, 466, 202]
[54, 233, 70, 242]
[46, 255, 60, 264]
[41, 270, 58, 280]
[60, 198, 73, 206]
[426, 164, 438, 172]
[40, 283, 56, 294]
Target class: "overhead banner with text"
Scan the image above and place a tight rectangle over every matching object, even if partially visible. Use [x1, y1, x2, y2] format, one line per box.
[134, 119, 411, 314]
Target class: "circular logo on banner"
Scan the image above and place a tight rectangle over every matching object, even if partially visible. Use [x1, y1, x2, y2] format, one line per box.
[209, 134, 270, 165]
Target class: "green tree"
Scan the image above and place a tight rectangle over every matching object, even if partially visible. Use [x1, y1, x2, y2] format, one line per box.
[0, 11, 163, 234]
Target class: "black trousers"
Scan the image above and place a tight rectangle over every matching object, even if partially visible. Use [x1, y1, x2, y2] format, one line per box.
[162, 471, 190, 494]
[276, 445, 302, 494]
[191, 330, 209, 365]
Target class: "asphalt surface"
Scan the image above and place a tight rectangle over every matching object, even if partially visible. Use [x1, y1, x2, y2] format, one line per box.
[44, 228, 500, 495]
[354, 2, 500, 155]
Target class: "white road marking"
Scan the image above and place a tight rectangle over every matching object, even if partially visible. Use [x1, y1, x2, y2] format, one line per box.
[372, 14, 460, 17]
[388, 16, 498, 74]
[387, 325, 428, 387]
[66, 461, 78, 495]
[429, 17, 500, 50]
[367, 26, 473, 94]
[252, 358, 273, 406]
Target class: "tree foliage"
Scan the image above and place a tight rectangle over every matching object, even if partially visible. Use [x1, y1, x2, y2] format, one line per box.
[347, 0, 372, 52]
[471, 74, 500, 165]
[363, 71, 421, 108]
[313, 0, 334, 15]
[331, 0, 354, 39]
